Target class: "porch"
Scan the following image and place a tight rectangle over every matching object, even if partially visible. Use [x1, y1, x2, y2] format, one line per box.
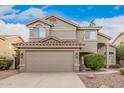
[79, 42, 116, 70]
[97, 42, 116, 68]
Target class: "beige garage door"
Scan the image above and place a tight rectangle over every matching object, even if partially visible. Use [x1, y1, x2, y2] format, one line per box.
[26, 51, 74, 72]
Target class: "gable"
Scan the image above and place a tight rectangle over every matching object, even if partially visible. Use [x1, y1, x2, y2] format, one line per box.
[98, 32, 111, 43]
[112, 33, 124, 46]
[43, 15, 78, 28]
[38, 36, 62, 43]
[26, 19, 51, 28]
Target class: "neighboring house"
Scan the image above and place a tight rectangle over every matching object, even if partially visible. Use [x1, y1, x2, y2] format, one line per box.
[0, 35, 24, 60]
[14, 15, 116, 72]
[112, 32, 124, 47]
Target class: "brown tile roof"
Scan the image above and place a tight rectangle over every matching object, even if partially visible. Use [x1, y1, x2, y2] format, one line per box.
[13, 36, 84, 48]
[0, 35, 24, 42]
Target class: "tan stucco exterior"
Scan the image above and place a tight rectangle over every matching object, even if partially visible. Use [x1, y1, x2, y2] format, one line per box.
[15, 15, 116, 72]
[112, 32, 124, 47]
[19, 49, 80, 72]
[98, 32, 111, 43]
[0, 35, 23, 59]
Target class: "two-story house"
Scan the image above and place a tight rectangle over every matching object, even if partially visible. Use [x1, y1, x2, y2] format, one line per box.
[14, 15, 116, 72]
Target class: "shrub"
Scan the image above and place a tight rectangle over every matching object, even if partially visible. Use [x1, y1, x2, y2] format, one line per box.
[109, 64, 121, 68]
[116, 43, 124, 60]
[0, 60, 13, 70]
[84, 54, 105, 70]
[120, 68, 124, 75]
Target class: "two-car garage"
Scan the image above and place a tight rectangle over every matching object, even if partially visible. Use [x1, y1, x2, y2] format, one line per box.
[26, 50, 74, 72]
[14, 36, 83, 72]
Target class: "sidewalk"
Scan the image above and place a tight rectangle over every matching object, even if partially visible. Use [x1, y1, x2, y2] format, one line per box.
[0, 70, 18, 80]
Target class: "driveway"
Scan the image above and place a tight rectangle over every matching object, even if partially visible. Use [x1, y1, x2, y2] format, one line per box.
[0, 72, 85, 88]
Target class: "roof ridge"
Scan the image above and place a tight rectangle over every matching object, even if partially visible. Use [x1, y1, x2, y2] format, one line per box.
[26, 18, 53, 26]
[42, 15, 79, 27]
[112, 32, 124, 44]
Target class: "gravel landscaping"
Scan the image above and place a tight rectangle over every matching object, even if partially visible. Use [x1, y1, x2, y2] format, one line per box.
[78, 72, 124, 88]
[0, 70, 19, 80]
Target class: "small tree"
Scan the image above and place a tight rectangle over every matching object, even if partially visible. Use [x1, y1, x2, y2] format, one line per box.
[14, 48, 20, 56]
[116, 43, 124, 60]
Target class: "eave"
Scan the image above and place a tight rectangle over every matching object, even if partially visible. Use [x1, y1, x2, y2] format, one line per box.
[78, 26, 102, 30]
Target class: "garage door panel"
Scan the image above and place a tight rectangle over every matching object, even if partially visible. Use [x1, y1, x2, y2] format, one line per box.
[26, 51, 73, 72]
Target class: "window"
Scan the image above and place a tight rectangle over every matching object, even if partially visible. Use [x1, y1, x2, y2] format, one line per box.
[39, 27, 46, 38]
[31, 27, 39, 38]
[109, 55, 115, 64]
[84, 31, 97, 41]
[31, 25, 46, 38]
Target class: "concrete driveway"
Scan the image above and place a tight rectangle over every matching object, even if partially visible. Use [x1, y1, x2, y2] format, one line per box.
[0, 72, 85, 88]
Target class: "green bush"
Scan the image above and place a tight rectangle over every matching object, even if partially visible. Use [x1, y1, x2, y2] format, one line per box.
[109, 64, 121, 68]
[120, 68, 124, 75]
[84, 54, 105, 70]
[117, 43, 124, 60]
[0, 60, 13, 70]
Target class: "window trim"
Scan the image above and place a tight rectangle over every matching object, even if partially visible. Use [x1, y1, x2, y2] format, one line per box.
[84, 31, 97, 41]
[39, 27, 46, 38]
[31, 25, 46, 38]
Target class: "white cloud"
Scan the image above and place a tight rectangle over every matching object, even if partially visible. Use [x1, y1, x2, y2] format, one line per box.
[1, 8, 46, 23]
[0, 5, 19, 15]
[0, 20, 29, 41]
[79, 15, 124, 38]
[95, 15, 124, 37]
[0, 6, 47, 42]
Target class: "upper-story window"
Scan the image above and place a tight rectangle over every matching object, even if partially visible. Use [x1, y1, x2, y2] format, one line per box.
[31, 24, 46, 38]
[84, 31, 97, 41]
[39, 26, 46, 38]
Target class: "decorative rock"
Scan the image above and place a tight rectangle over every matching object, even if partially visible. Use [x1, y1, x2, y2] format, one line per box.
[100, 85, 109, 88]
[85, 68, 91, 71]
[87, 74, 95, 79]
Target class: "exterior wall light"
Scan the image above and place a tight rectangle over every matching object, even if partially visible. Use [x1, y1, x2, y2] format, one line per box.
[75, 52, 79, 59]
[20, 53, 23, 59]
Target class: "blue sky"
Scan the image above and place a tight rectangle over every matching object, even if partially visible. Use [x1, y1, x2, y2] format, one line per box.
[0, 5, 124, 41]
[2, 5, 124, 23]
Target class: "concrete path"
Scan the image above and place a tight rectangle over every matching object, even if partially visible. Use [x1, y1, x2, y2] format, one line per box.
[0, 70, 18, 80]
[0, 72, 85, 88]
